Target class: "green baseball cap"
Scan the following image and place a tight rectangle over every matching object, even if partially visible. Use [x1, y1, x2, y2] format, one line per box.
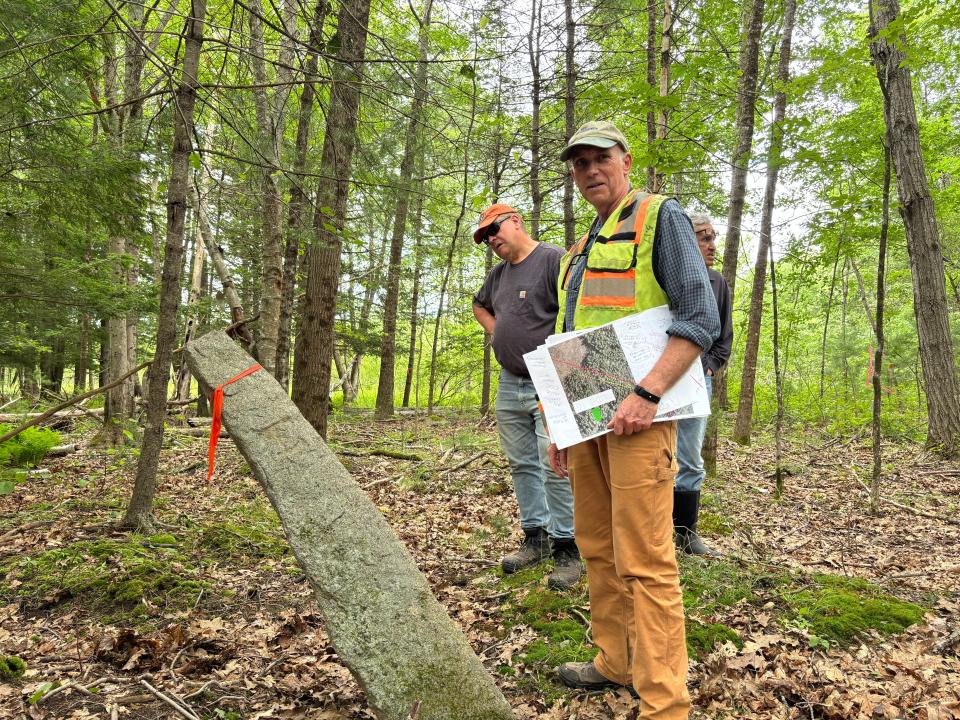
[559, 121, 630, 162]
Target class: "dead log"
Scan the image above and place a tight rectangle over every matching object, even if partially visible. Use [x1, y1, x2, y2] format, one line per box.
[184, 331, 512, 720]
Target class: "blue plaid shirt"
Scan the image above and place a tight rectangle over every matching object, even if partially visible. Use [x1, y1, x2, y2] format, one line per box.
[563, 197, 719, 351]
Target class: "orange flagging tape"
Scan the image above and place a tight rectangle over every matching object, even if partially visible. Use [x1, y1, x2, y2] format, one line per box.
[207, 363, 262, 481]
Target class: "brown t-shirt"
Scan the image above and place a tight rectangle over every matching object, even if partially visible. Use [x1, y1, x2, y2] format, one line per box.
[473, 242, 562, 378]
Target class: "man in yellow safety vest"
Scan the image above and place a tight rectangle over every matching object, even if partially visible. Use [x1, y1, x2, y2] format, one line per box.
[548, 121, 719, 719]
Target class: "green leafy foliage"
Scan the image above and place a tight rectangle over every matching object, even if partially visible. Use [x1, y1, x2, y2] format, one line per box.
[0, 425, 60, 468]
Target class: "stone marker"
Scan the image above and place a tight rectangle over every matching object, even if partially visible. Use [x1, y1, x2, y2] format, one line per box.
[185, 331, 513, 720]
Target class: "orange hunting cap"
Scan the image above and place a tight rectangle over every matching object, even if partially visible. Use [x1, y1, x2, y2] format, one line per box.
[473, 203, 520, 243]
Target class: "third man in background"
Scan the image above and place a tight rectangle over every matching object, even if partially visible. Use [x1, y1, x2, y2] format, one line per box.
[673, 214, 733, 557]
[472, 205, 584, 591]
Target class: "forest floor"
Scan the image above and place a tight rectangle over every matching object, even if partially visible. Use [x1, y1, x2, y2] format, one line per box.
[1, 410, 959, 719]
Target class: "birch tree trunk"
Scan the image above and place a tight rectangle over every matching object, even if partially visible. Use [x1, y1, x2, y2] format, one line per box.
[869, 0, 960, 457]
[292, 0, 372, 437]
[733, 0, 796, 445]
[374, 0, 434, 419]
[123, 0, 207, 530]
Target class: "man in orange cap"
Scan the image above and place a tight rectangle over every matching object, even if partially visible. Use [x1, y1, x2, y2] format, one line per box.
[472, 204, 583, 591]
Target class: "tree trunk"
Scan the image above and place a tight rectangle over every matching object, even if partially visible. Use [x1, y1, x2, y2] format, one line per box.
[563, 0, 577, 249]
[277, 0, 329, 392]
[720, 0, 766, 299]
[654, 0, 673, 193]
[526, 0, 543, 239]
[428, 42, 478, 414]
[717, 0, 765, 409]
[645, 0, 657, 192]
[402, 190, 426, 408]
[770, 242, 784, 498]
[123, 0, 207, 531]
[732, 0, 795, 445]
[176, 219, 208, 401]
[292, 0, 372, 438]
[819, 249, 840, 398]
[185, 331, 512, 719]
[375, 0, 434, 420]
[871, 143, 891, 514]
[249, 0, 296, 378]
[869, 0, 960, 457]
[75, 313, 90, 393]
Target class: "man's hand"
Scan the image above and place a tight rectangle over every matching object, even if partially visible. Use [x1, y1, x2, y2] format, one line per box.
[608, 392, 658, 435]
[548, 443, 568, 478]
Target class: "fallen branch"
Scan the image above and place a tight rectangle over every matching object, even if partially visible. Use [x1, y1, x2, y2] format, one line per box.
[933, 628, 960, 655]
[362, 475, 400, 491]
[34, 679, 96, 705]
[436, 451, 486, 477]
[48, 443, 77, 456]
[139, 679, 200, 720]
[0, 409, 104, 422]
[855, 478, 960, 526]
[0, 519, 53, 543]
[0, 360, 152, 445]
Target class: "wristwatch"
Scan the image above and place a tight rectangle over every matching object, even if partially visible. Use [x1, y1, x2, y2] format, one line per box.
[633, 385, 661, 404]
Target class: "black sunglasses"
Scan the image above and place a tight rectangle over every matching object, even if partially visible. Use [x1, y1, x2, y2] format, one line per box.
[480, 214, 513, 244]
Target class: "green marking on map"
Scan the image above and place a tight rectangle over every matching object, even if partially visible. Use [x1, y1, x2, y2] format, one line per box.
[591, 407, 603, 422]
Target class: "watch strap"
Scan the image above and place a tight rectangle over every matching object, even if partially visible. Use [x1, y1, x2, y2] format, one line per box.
[633, 385, 661, 404]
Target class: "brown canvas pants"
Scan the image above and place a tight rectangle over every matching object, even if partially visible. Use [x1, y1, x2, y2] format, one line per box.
[568, 422, 690, 719]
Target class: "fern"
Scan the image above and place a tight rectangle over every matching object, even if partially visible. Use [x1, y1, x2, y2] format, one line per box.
[0, 424, 61, 468]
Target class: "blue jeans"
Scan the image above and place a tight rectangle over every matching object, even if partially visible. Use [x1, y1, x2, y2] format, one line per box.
[496, 368, 575, 540]
[675, 374, 712, 492]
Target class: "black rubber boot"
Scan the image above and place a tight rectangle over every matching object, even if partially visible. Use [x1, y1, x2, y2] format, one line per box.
[674, 490, 721, 557]
[502, 526, 551, 573]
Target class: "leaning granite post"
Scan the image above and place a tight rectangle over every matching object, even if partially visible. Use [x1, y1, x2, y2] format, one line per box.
[186, 331, 513, 720]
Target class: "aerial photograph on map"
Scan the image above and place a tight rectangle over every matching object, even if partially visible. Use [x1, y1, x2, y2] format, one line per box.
[547, 325, 636, 437]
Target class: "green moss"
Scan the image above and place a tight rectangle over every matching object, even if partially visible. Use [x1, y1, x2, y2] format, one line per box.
[0, 656, 26, 679]
[696, 511, 732, 536]
[197, 522, 287, 561]
[786, 574, 926, 645]
[0, 535, 208, 620]
[686, 620, 742, 659]
[498, 582, 596, 677]
[680, 556, 788, 614]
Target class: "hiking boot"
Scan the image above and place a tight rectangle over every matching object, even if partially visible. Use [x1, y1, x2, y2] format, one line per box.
[557, 661, 632, 694]
[501, 527, 550, 574]
[547, 539, 584, 591]
[673, 490, 722, 558]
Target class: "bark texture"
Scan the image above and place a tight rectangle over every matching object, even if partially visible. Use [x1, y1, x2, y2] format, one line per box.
[185, 331, 513, 720]
[374, 0, 433, 419]
[292, 0, 371, 437]
[123, 0, 207, 529]
[720, 0, 766, 299]
[733, 0, 795, 445]
[869, 0, 960, 457]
